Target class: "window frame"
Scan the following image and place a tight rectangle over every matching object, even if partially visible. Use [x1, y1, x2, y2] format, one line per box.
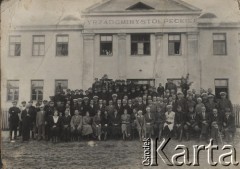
[100, 35, 113, 56]
[7, 80, 19, 101]
[55, 79, 68, 94]
[127, 79, 155, 86]
[213, 33, 227, 56]
[130, 33, 151, 56]
[9, 35, 21, 57]
[56, 34, 69, 57]
[31, 80, 44, 101]
[167, 78, 181, 90]
[32, 35, 45, 56]
[168, 34, 182, 56]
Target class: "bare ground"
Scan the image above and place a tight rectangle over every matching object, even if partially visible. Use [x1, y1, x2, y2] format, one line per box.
[1, 130, 240, 169]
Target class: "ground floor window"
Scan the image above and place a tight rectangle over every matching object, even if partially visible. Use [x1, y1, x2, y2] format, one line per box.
[31, 80, 44, 101]
[167, 78, 181, 90]
[127, 79, 155, 86]
[55, 80, 68, 94]
[7, 80, 19, 101]
[215, 79, 229, 99]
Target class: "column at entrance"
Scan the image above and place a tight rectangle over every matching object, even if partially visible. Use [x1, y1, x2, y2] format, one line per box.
[82, 33, 95, 90]
[154, 32, 163, 86]
[118, 33, 127, 80]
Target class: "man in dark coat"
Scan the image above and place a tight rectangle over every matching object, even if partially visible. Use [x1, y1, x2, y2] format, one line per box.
[157, 83, 164, 97]
[28, 101, 37, 139]
[21, 104, 32, 141]
[110, 109, 121, 139]
[8, 101, 20, 142]
[45, 101, 55, 140]
[217, 92, 233, 116]
[61, 109, 72, 142]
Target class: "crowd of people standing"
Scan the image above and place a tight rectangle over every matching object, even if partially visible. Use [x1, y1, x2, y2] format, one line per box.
[8, 75, 236, 144]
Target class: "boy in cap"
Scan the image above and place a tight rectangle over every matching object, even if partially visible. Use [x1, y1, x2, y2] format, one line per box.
[8, 101, 20, 142]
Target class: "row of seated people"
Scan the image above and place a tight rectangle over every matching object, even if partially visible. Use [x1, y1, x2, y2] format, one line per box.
[8, 96, 235, 144]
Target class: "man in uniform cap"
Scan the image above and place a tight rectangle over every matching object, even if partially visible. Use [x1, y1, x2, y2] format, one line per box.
[8, 101, 20, 142]
[218, 92, 233, 116]
[205, 94, 218, 114]
[201, 93, 208, 105]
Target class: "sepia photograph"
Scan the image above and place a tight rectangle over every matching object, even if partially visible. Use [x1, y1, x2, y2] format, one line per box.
[1, 0, 240, 168]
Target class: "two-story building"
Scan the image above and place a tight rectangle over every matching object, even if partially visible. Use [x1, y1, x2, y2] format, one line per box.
[1, 0, 240, 109]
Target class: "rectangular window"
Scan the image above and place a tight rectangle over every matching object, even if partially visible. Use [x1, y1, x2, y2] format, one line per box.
[100, 35, 113, 56]
[56, 35, 69, 56]
[215, 79, 229, 99]
[9, 36, 21, 56]
[168, 34, 181, 55]
[55, 80, 68, 94]
[31, 80, 44, 101]
[33, 35, 45, 56]
[7, 80, 19, 101]
[167, 78, 181, 91]
[131, 34, 150, 55]
[213, 33, 227, 55]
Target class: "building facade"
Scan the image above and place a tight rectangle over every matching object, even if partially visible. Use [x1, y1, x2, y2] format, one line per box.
[1, 0, 240, 109]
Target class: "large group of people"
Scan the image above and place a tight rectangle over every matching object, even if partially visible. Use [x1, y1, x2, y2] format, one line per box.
[8, 75, 236, 144]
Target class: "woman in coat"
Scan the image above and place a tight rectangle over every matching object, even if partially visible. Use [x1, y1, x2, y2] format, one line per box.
[92, 110, 102, 140]
[101, 110, 110, 141]
[49, 110, 61, 143]
[121, 109, 131, 140]
[82, 111, 93, 139]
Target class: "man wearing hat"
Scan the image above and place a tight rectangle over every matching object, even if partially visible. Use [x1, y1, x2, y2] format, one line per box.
[201, 93, 209, 106]
[205, 94, 218, 114]
[112, 94, 118, 105]
[8, 101, 20, 142]
[218, 92, 233, 116]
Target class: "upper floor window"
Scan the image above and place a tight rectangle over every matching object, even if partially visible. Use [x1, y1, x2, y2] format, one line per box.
[131, 34, 150, 55]
[7, 80, 19, 101]
[56, 35, 69, 56]
[31, 80, 44, 101]
[9, 36, 21, 56]
[168, 34, 181, 55]
[213, 33, 227, 55]
[100, 35, 113, 56]
[33, 35, 45, 56]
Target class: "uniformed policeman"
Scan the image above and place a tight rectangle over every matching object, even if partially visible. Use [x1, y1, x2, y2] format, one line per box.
[8, 101, 20, 142]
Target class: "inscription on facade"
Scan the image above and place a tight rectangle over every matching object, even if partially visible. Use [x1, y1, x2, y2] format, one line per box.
[85, 18, 197, 26]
